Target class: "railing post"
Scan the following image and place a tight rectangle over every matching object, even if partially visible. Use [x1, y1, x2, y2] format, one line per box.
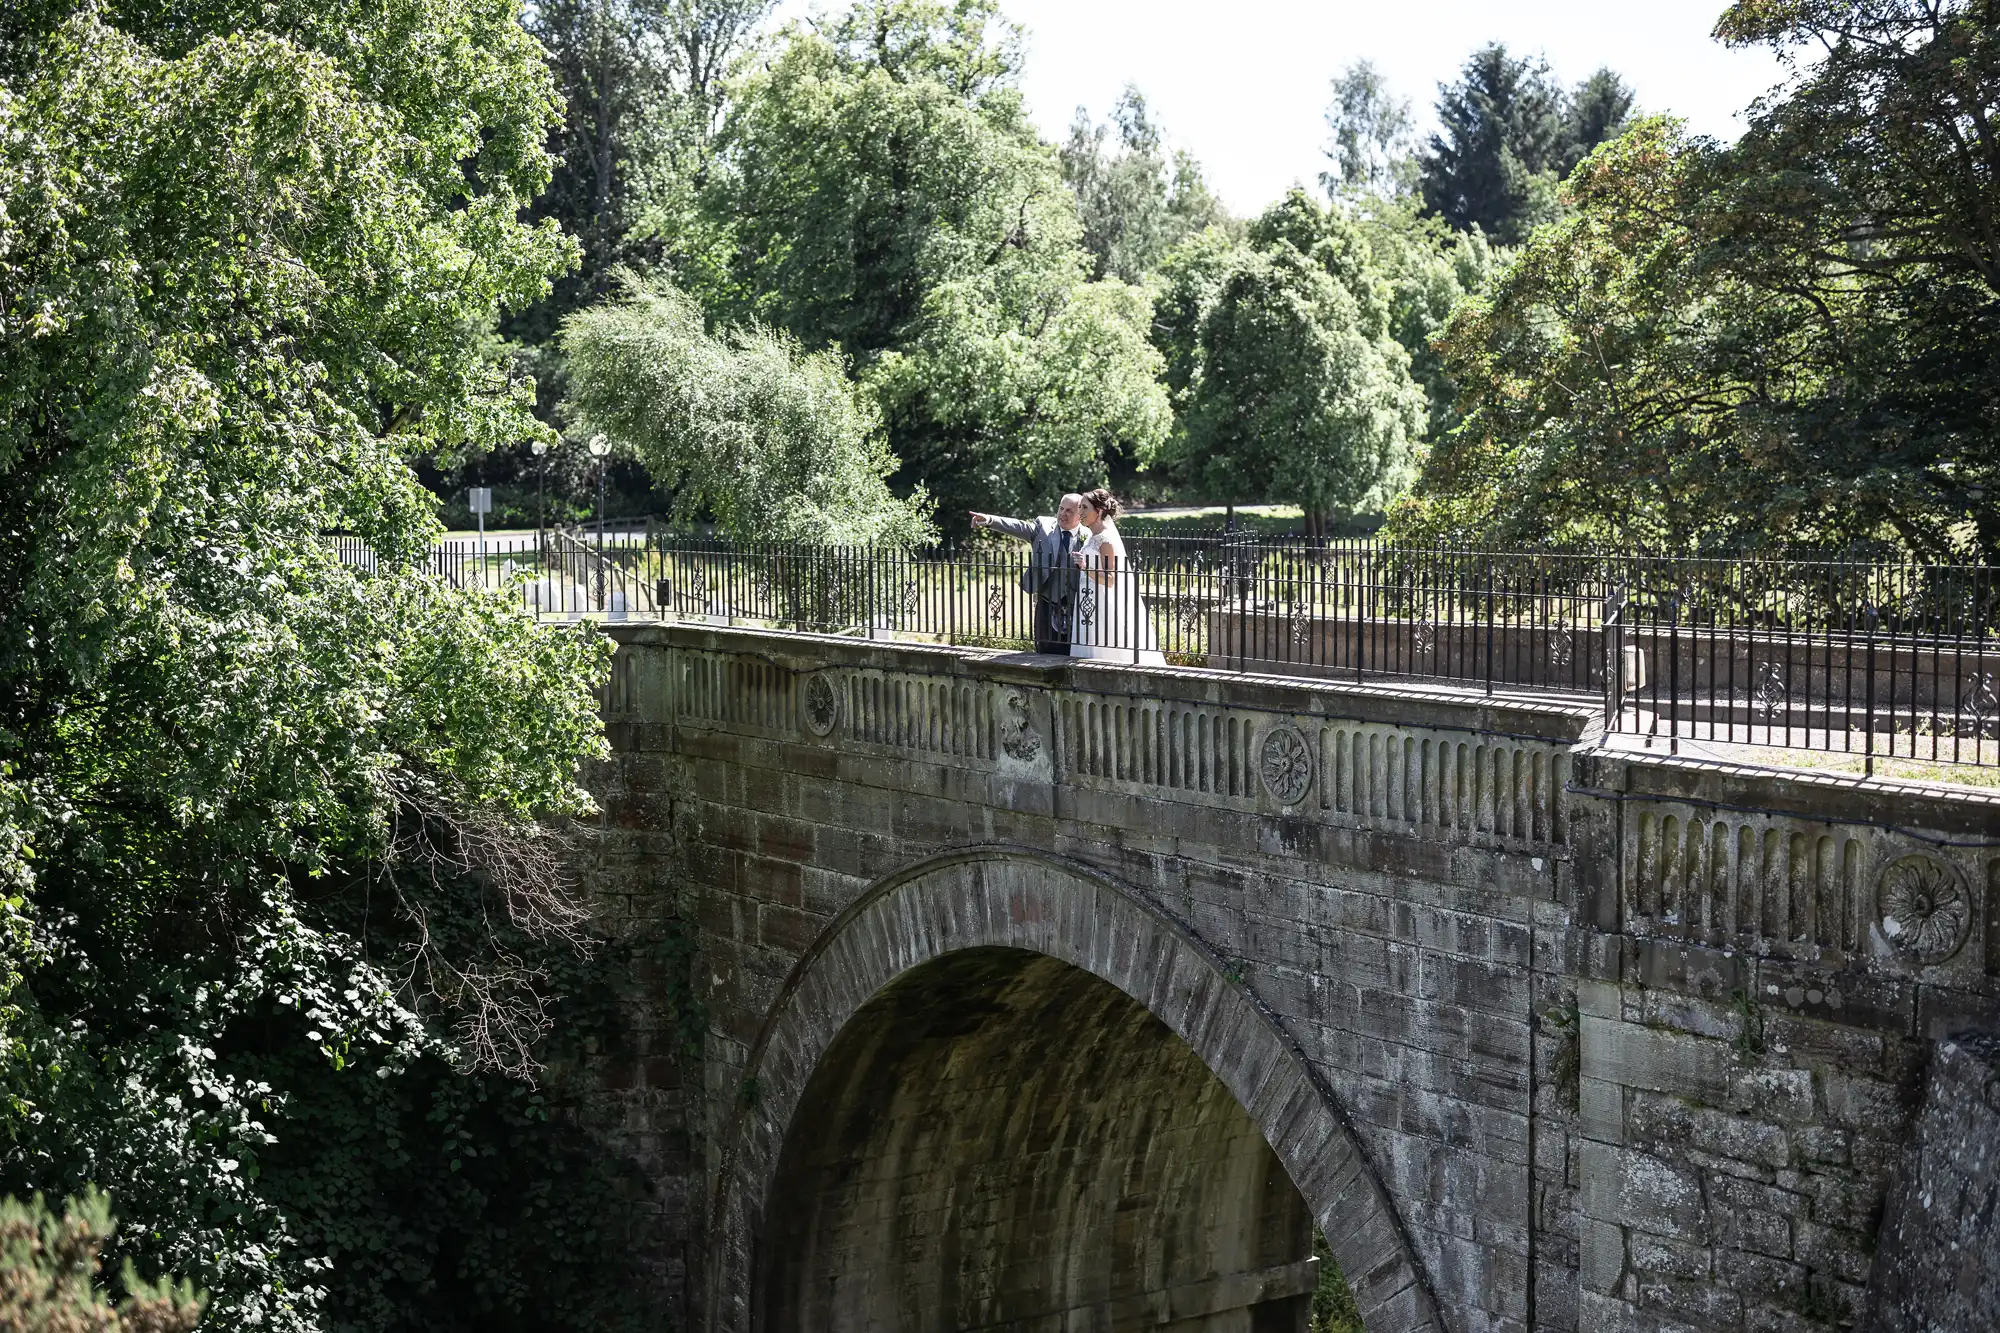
[1667, 591, 1681, 756]
[1483, 555, 1495, 696]
[1864, 602, 1878, 778]
[1603, 588, 1624, 736]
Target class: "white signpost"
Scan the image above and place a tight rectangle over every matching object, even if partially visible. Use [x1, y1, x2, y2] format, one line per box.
[468, 487, 492, 565]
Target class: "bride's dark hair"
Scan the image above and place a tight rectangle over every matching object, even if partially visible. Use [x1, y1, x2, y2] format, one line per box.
[1080, 487, 1121, 520]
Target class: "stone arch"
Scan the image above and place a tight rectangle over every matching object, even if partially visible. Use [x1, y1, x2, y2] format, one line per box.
[705, 845, 1443, 1333]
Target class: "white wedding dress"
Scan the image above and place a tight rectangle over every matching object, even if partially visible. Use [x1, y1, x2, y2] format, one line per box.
[1070, 523, 1165, 666]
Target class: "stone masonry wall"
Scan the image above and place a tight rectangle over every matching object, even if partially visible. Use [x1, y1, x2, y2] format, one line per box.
[1863, 1029, 2000, 1333]
[587, 623, 2000, 1333]
[1565, 755, 2000, 1333]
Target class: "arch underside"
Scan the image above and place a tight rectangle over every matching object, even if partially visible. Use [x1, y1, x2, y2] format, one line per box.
[709, 848, 1443, 1333]
[761, 948, 1315, 1330]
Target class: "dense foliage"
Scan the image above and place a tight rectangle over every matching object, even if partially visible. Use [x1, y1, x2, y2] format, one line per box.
[425, 0, 771, 528]
[1151, 192, 1427, 529]
[523, 0, 770, 341]
[704, 0, 1169, 515]
[0, 1191, 203, 1332]
[1395, 0, 2000, 559]
[563, 277, 935, 540]
[0, 0, 652, 1327]
[1059, 86, 1232, 283]
[1320, 60, 1419, 199]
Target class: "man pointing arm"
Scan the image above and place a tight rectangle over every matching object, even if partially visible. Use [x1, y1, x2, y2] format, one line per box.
[970, 493, 1083, 655]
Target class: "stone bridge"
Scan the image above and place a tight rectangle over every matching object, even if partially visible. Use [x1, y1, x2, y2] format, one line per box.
[584, 622, 2000, 1333]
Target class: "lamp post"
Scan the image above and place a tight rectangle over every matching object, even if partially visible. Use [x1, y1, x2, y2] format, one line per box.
[531, 438, 549, 562]
[588, 434, 610, 609]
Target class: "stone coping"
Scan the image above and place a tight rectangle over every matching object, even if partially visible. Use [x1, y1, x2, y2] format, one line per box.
[604, 620, 1601, 746]
[1580, 745, 2000, 841]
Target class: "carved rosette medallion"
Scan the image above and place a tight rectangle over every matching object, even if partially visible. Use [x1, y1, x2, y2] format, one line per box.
[800, 672, 840, 738]
[1259, 724, 1314, 807]
[1877, 853, 1970, 966]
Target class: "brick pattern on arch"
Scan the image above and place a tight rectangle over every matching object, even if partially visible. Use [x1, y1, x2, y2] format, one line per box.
[705, 848, 1447, 1333]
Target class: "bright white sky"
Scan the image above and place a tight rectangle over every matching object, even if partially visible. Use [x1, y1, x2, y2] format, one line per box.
[769, 0, 1792, 216]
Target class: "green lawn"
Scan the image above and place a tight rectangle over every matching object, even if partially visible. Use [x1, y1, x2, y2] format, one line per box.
[1118, 504, 1306, 537]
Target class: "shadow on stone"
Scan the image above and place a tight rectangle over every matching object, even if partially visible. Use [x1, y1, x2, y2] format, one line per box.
[757, 947, 1323, 1331]
[1864, 1028, 2000, 1333]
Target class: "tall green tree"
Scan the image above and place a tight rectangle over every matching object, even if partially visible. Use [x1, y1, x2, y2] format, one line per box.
[1396, 0, 2000, 558]
[1392, 107, 1999, 559]
[1419, 44, 1565, 242]
[1394, 121, 1784, 550]
[1318, 60, 1498, 438]
[1560, 68, 1636, 173]
[1320, 59, 1417, 199]
[1154, 191, 1426, 529]
[1361, 207, 1497, 439]
[867, 271, 1170, 510]
[0, 1, 647, 1327]
[1059, 85, 1230, 283]
[562, 277, 935, 541]
[521, 0, 771, 343]
[711, 0, 1046, 356]
[419, 1, 767, 533]
[1417, 44, 1632, 243]
[708, 0, 1169, 514]
[1705, 0, 2000, 558]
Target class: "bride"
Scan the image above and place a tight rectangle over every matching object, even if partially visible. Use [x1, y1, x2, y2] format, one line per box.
[1070, 488, 1165, 666]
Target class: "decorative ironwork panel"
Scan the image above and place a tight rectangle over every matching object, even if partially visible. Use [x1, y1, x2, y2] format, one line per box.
[1549, 618, 1574, 668]
[1754, 663, 1787, 719]
[1970, 672, 1997, 739]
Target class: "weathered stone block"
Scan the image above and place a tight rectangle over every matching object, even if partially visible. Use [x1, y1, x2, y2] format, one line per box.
[1578, 978, 1622, 1020]
[1628, 1091, 1793, 1171]
[1634, 1270, 1742, 1328]
[1727, 1066, 1816, 1125]
[1819, 1071, 1910, 1132]
[1576, 1289, 1701, 1333]
[1864, 1030, 2000, 1333]
[1580, 1015, 1734, 1104]
[1580, 1076, 1625, 1145]
[1793, 1219, 1872, 1284]
[1759, 1011, 1887, 1070]
[1534, 1256, 1579, 1332]
[1580, 1142, 1710, 1243]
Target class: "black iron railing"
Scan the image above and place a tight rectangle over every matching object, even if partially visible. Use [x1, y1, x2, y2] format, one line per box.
[325, 530, 2000, 769]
